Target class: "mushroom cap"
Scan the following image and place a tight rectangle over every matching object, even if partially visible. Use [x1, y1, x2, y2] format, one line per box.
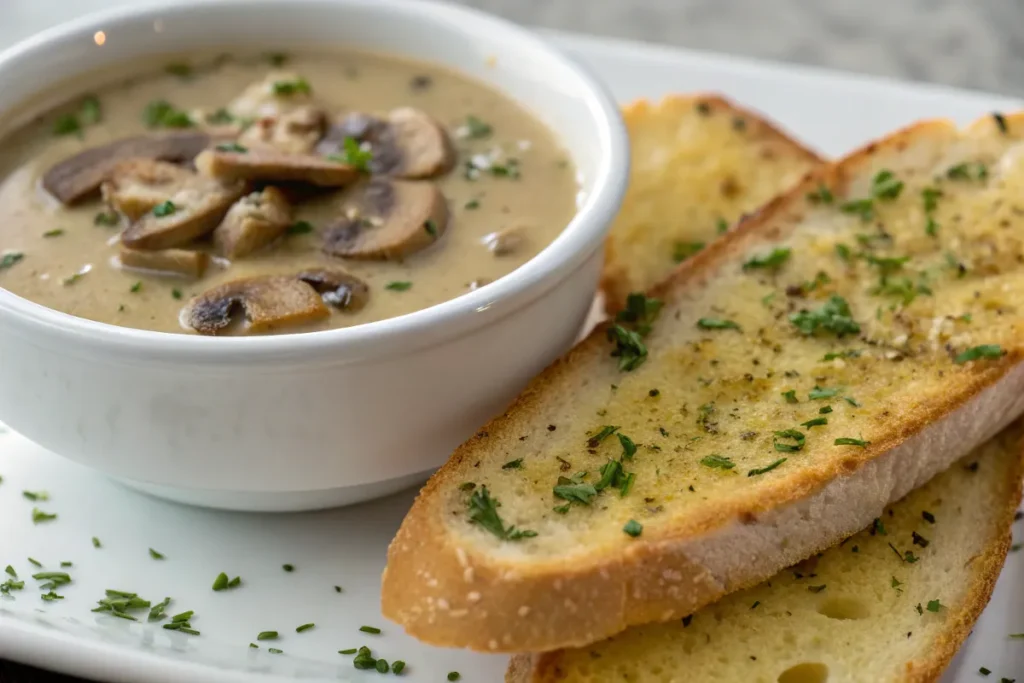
[102, 159, 199, 221]
[295, 268, 370, 312]
[322, 178, 449, 261]
[42, 132, 214, 205]
[119, 246, 210, 278]
[317, 108, 454, 180]
[184, 275, 329, 335]
[237, 106, 327, 155]
[213, 186, 293, 259]
[120, 176, 245, 251]
[195, 148, 359, 187]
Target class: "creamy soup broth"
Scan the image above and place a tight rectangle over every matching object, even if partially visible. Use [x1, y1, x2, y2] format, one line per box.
[0, 51, 577, 334]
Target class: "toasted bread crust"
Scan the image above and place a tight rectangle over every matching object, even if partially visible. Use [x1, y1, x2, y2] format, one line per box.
[508, 434, 1024, 682]
[601, 94, 822, 310]
[382, 112, 1024, 653]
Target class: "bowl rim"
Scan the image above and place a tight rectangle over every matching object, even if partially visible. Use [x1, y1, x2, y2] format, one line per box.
[0, 0, 628, 363]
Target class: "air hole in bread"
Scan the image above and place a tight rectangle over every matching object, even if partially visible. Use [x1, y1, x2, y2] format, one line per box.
[777, 662, 829, 683]
[817, 596, 870, 620]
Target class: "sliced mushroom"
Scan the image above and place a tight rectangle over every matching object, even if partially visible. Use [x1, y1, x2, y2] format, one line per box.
[184, 275, 329, 335]
[481, 226, 527, 256]
[120, 176, 245, 251]
[316, 108, 454, 179]
[322, 178, 449, 260]
[237, 106, 327, 154]
[213, 187, 293, 259]
[101, 159, 198, 221]
[195, 148, 359, 187]
[119, 246, 210, 278]
[42, 132, 214, 205]
[295, 268, 370, 312]
[228, 71, 316, 120]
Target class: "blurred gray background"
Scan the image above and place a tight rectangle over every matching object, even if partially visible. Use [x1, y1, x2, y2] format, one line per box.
[3, 0, 1024, 95]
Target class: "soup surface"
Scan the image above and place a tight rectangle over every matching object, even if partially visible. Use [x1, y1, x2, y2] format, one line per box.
[0, 50, 577, 334]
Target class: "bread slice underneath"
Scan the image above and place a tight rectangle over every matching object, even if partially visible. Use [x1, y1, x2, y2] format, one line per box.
[509, 422, 1023, 682]
[382, 112, 1024, 653]
[601, 95, 822, 309]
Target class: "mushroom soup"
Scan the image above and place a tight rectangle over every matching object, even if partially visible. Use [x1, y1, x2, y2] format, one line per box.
[0, 51, 578, 334]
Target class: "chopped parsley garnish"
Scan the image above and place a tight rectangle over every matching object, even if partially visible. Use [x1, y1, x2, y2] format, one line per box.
[424, 219, 439, 237]
[946, 161, 988, 181]
[773, 430, 805, 453]
[467, 485, 536, 540]
[616, 293, 663, 337]
[94, 211, 119, 227]
[553, 481, 597, 505]
[623, 519, 643, 537]
[359, 625, 382, 634]
[464, 115, 493, 139]
[393, 661, 406, 674]
[489, 159, 521, 179]
[143, 100, 193, 128]
[743, 247, 791, 270]
[617, 433, 637, 459]
[502, 459, 523, 470]
[806, 184, 834, 204]
[153, 200, 177, 217]
[922, 186, 942, 236]
[891, 576, 903, 593]
[216, 142, 248, 153]
[809, 386, 841, 400]
[606, 324, 648, 371]
[129, 281, 142, 293]
[715, 218, 729, 234]
[672, 241, 705, 263]
[870, 169, 904, 200]
[697, 317, 741, 331]
[271, 78, 312, 96]
[790, 295, 860, 337]
[171, 288, 183, 300]
[53, 114, 81, 137]
[822, 350, 861, 361]
[954, 344, 1005, 364]
[748, 458, 787, 477]
[385, 281, 412, 291]
[282, 564, 295, 572]
[843, 396, 861, 407]
[781, 390, 798, 404]
[22, 490, 49, 501]
[0, 252, 24, 270]
[980, 667, 992, 676]
[257, 631, 278, 640]
[448, 673, 461, 681]
[286, 221, 314, 235]
[700, 454, 735, 470]
[839, 198, 874, 222]
[267, 648, 283, 654]
[296, 623, 315, 633]
[835, 437, 869, 447]
[587, 425, 620, 447]
[926, 599, 942, 612]
[42, 229, 64, 238]
[801, 416, 828, 428]
[32, 508, 57, 524]
[835, 243, 852, 262]
[27, 558, 41, 568]
[329, 137, 373, 171]
[148, 548, 166, 560]
[464, 199, 480, 210]
[993, 112, 1008, 133]
[212, 572, 229, 591]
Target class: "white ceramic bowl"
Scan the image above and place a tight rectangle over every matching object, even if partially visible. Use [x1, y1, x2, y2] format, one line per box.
[0, 0, 628, 511]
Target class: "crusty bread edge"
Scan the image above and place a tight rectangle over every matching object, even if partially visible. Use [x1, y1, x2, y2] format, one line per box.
[382, 114, 1024, 653]
[600, 93, 824, 310]
[508, 436, 1024, 683]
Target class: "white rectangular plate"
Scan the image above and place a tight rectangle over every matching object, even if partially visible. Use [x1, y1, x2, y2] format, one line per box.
[0, 23, 1023, 683]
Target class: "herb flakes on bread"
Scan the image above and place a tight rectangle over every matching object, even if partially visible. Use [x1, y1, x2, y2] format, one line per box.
[508, 423, 1024, 682]
[602, 95, 822, 309]
[383, 112, 1024, 653]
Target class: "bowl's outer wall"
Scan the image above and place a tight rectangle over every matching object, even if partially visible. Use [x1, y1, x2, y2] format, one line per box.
[0, 0, 626, 501]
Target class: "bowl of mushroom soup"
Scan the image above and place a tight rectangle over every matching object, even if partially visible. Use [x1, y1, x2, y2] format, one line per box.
[0, 0, 628, 510]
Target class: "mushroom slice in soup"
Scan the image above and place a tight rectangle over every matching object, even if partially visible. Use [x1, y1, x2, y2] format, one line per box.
[213, 187, 293, 259]
[119, 246, 210, 278]
[184, 275, 328, 335]
[295, 268, 369, 312]
[317, 108, 454, 179]
[195, 147, 359, 187]
[120, 175, 245, 251]
[322, 178, 448, 260]
[42, 131, 214, 205]
[102, 159, 199, 221]
[237, 106, 327, 154]
[228, 71, 316, 120]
